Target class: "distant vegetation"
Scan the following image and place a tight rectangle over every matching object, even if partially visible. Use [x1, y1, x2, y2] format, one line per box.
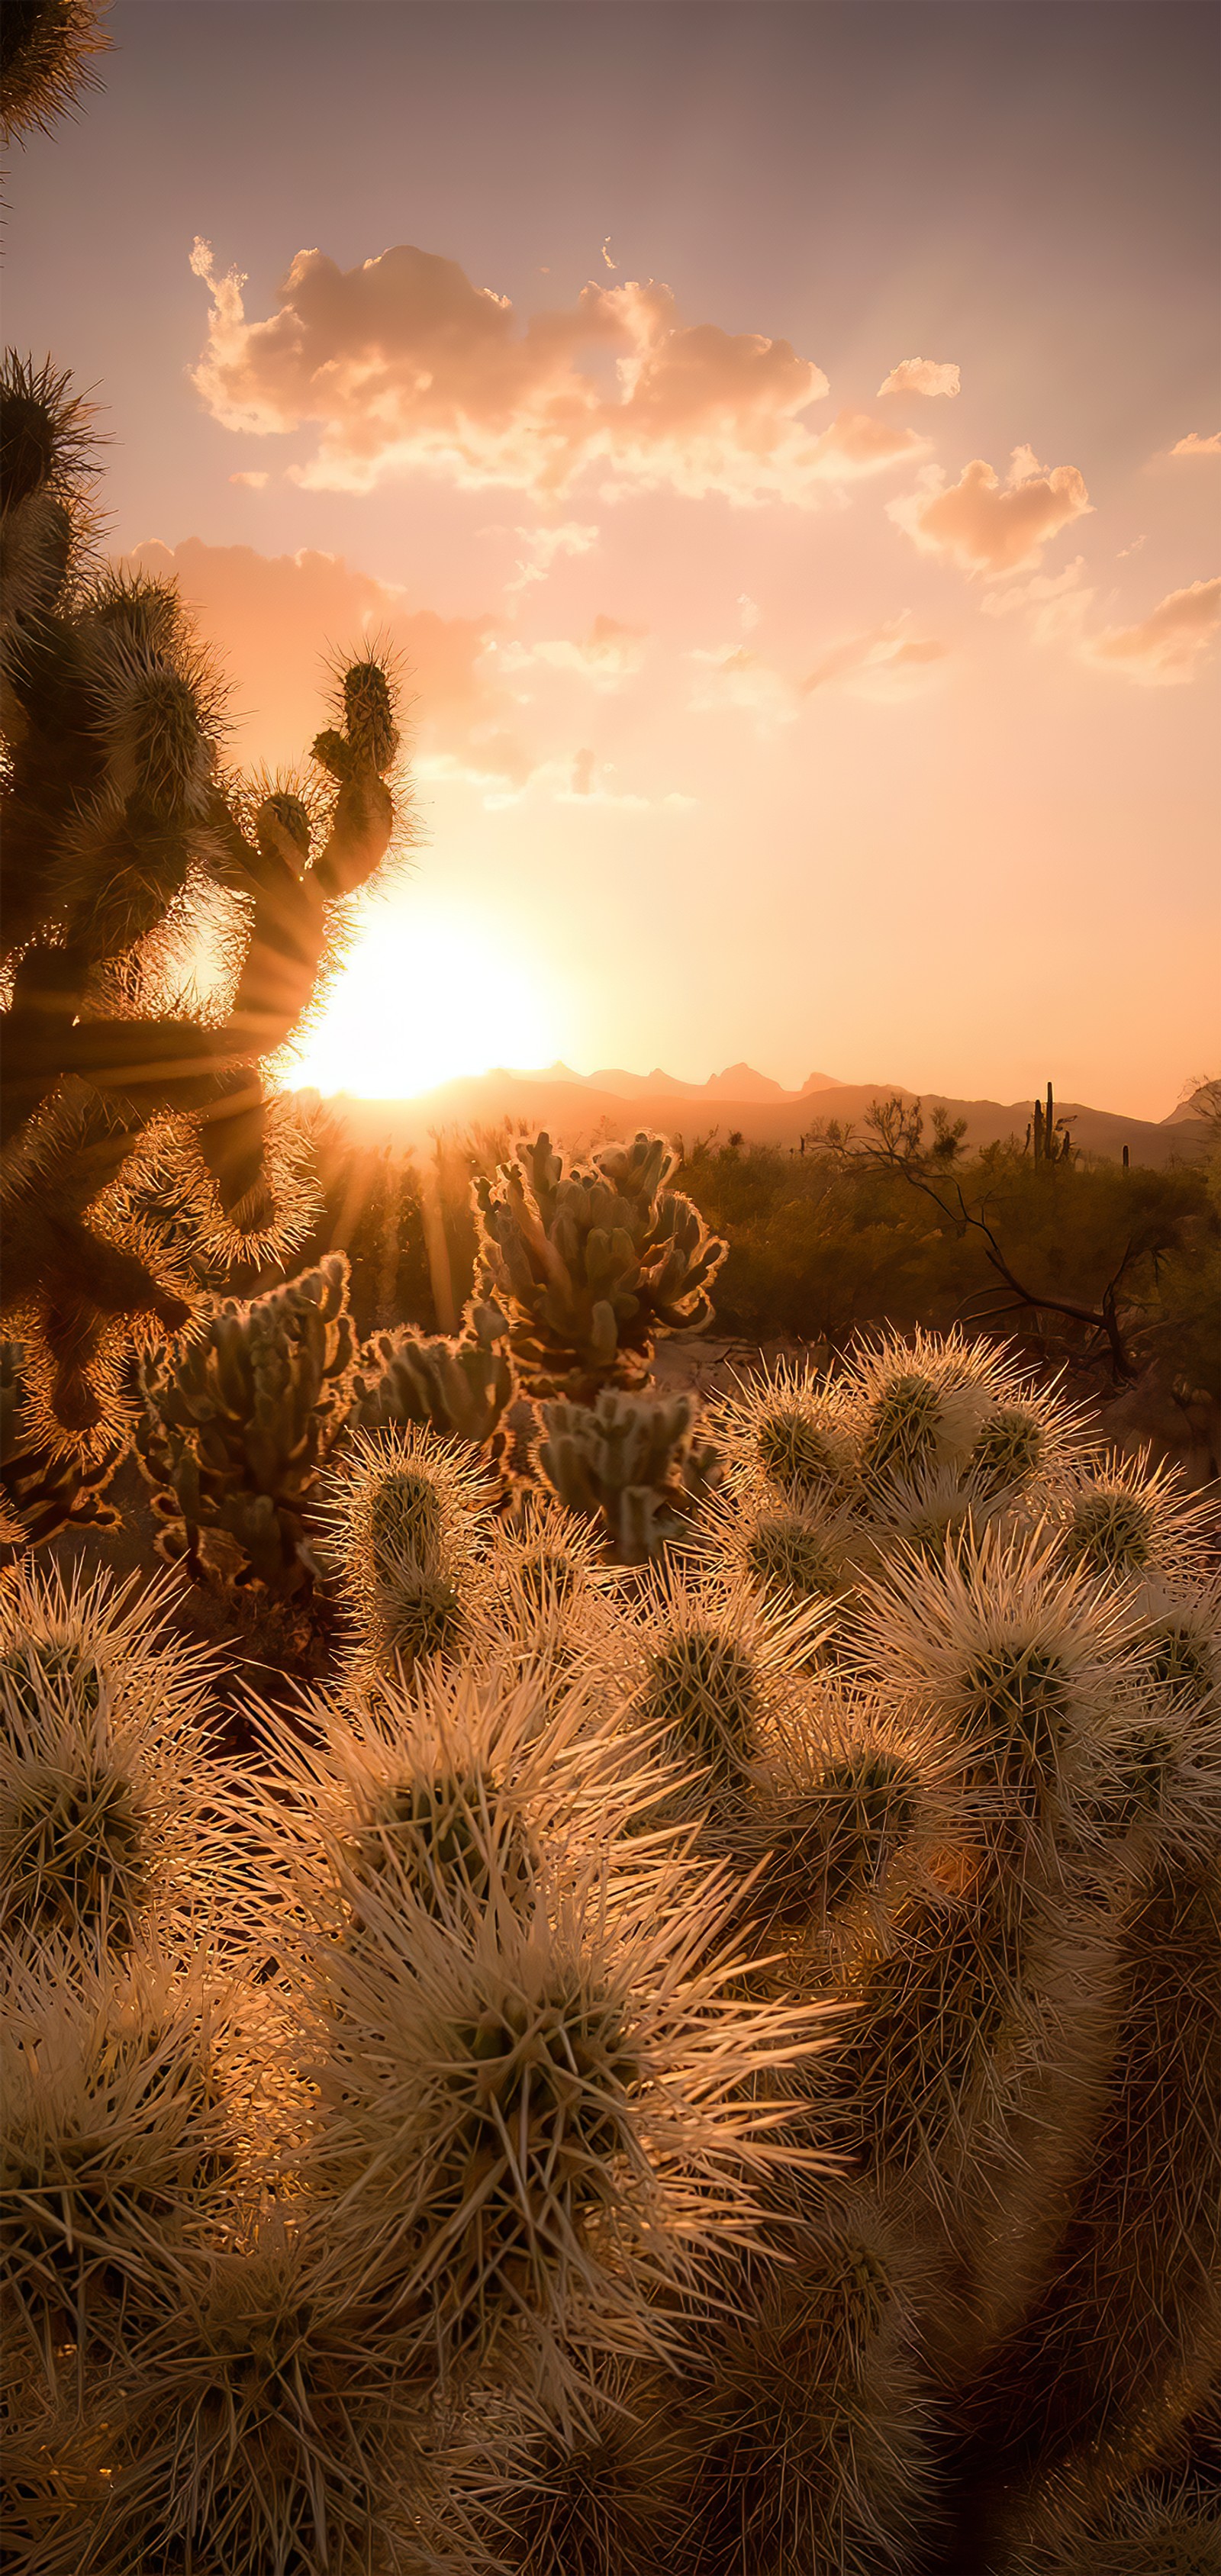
[291, 1094, 1220, 1463]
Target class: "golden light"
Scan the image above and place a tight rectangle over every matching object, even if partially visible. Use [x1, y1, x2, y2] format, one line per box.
[286, 896, 562, 1100]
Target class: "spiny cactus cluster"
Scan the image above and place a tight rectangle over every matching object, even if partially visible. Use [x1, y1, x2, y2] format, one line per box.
[354, 1293, 515, 1454]
[137, 1256, 358, 1592]
[2, 1330, 1217, 2572]
[475, 1129, 726, 1401]
[0, 344, 406, 1461]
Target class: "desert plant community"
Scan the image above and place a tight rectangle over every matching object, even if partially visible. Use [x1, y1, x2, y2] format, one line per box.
[2, 8, 1218, 2573]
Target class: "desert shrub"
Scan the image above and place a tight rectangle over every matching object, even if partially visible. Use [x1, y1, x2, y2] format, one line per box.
[682, 1138, 1219, 1400]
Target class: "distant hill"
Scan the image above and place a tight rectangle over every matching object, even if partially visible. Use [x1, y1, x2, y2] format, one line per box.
[298, 1066, 1210, 1170]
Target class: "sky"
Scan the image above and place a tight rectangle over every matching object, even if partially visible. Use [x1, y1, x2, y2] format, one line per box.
[8, 0, 1219, 1117]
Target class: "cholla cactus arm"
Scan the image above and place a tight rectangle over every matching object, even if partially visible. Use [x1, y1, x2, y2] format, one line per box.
[355, 1298, 514, 1451]
[1, 2, 111, 147]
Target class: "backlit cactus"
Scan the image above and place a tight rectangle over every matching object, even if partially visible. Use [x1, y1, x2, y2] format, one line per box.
[1, 343, 406, 1447]
[475, 1129, 726, 1402]
[320, 1421, 493, 1676]
[137, 1254, 357, 1592]
[538, 1385, 723, 1563]
[355, 1295, 514, 1456]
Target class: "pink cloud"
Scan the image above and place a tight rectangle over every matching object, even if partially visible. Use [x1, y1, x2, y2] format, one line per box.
[126, 536, 535, 784]
[188, 237, 869, 507]
[877, 357, 961, 400]
[1086, 578, 1221, 685]
[1168, 430, 1221, 459]
[890, 448, 1091, 575]
[229, 469, 269, 490]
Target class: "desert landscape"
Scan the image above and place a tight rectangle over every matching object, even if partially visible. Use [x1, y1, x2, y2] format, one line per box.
[2, 5, 1217, 2573]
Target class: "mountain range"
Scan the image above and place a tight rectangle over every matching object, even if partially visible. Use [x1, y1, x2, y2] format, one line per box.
[298, 1066, 1212, 1170]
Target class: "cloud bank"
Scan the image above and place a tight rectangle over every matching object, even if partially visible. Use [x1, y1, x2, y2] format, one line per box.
[890, 446, 1091, 575]
[188, 237, 923, 507]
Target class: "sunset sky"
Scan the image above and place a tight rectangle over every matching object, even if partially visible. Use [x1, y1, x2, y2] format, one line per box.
[8, 1, 1218, 1118]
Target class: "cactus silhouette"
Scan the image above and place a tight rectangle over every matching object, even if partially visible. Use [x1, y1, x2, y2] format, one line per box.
[1, 349, 406, 1453]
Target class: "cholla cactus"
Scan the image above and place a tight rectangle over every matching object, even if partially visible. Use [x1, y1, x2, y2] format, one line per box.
[475, 1130, 726, 1402]
[2, 1322, 1218, 2562]
[538, 1386, 723, 1565]
[2, 1949, 237, 2401]
[852, 1523, 1145, 1830]
[53, 2219, 461, 2576]
[137, 1254, 357, 1592]
[1, 0, 111, 146]
[1003, 2462, 1220, 2576]
[710, 1357, 859, 1509]
[1053, 1447, 1216, 1589]
[0, 1563, 221, 1956]
[300, 1853, 830, 2408]
[623, 1565, 831, 1807]
[355, 1295, 514, 1457]
[2, 1338, 124, 1543]
[477, 2362, 699, 2576]
[320, 1422, 493, 1676]
[2, 348, 406, 1447]
[250, 1661, 655, 1940]
[688, 2189, 940, 2575]
[463, 1492, 629, 1702]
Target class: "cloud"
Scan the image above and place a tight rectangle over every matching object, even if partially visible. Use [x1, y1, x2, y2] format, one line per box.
[1085, 578, 1221, 686]
[691, 613, 946, 727]
[125, 535, 535, 784]
[808, 408, 929, 476]
[503, 613, 648, 691]
[229, 469, 269, 490]
[889, 447, 1091, 575]
[877, 357, 961, 400]
[502, 520, 599, 600]
[188, 236, 883, 507]
[1168, 430, 1221, 459]
[980, 555, 1093, 646]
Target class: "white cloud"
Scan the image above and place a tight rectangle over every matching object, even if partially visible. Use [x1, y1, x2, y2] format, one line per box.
[1168, 430, 1221, 459]
[501, 613, 648, 692]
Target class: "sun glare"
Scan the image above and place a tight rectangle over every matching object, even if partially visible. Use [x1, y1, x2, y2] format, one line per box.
[286, 899, 560, 1100]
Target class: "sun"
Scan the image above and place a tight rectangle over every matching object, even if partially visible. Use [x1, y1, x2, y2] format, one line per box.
[286, 896, 561, 1100]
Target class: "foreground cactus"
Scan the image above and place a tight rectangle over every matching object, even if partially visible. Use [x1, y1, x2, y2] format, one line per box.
[475, 1130, 726, 1402]
[137, 1255, 356, 1591]
[1, 1331, 1218, 2574]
